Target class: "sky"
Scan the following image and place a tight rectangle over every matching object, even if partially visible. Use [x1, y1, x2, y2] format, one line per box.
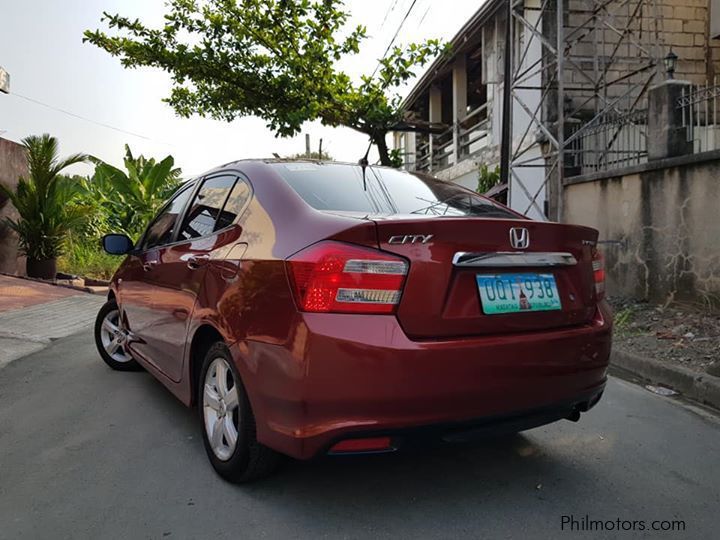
[0, 0, 485, 178]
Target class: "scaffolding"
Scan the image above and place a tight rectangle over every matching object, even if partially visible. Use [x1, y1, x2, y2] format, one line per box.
[504, 0, 665, 220]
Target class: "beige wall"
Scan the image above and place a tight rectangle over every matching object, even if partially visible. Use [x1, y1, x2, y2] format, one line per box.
[663, 0, 719, 83]
[0, 138, 27, 275]
[564, 154, 720, 308]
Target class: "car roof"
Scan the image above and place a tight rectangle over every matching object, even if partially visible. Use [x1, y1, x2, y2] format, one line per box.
[193, 159, 415, 182]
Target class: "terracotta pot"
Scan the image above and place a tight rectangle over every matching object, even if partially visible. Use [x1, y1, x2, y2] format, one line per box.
[26, 258, 57, 280]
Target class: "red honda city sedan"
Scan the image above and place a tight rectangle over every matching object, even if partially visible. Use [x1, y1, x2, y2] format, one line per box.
[97, 160, 612, 482]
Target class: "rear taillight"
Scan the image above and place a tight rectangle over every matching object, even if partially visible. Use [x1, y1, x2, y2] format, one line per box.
[286, 241, 408, 314]
[592, 248, 605, 300]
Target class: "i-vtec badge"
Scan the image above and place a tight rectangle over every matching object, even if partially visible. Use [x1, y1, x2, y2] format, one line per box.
[388, 234, 434, 245]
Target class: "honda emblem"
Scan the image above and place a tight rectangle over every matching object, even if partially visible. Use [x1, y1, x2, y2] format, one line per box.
[509, 227, 530, 250]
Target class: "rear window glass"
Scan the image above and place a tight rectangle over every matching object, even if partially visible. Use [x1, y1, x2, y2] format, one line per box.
[178, 175, 235, 241]
[270, 162, 518, 218]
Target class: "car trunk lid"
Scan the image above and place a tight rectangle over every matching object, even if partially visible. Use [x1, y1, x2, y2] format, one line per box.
[374, 216, 599, 339]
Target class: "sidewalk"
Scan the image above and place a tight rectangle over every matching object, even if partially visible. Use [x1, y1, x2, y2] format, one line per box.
[0, 275, 105, 369]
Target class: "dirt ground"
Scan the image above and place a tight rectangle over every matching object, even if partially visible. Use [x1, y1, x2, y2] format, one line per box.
[610, 297, 720, 376]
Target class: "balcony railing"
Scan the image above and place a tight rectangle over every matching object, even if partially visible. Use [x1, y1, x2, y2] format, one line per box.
[412, 102, 493, 173]
[458, 102, 492, 159]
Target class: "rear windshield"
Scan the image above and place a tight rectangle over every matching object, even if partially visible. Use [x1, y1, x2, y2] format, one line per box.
[270, 162, 519, 219]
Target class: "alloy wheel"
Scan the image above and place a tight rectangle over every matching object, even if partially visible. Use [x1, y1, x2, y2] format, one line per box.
[99, 309, 132, 363]
[203, 358, 240, 461]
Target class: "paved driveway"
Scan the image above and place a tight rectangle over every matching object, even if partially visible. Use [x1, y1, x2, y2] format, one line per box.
[1, 331, 719, 539]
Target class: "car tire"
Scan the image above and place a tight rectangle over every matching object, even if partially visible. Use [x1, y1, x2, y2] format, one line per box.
[199, 342, 281, 483]
[94, 299, 143, 371]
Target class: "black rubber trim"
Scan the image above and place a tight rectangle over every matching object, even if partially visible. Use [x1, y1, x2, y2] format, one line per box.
[321, 387, 605, 458]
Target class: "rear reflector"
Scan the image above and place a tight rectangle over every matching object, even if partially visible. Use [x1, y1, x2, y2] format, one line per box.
[592, 248, 605, 300]
[329, 437, 394, 453]
[286, 241, 408, 314]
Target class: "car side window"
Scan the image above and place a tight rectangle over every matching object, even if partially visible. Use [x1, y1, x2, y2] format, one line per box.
[141, 184, 195, 251]
[177, 175, 236, 241]
[214, 178, 251, 230]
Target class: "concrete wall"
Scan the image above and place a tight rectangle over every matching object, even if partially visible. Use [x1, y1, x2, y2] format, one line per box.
[0, 138, 27, 275]
[564, 151, 720, 308]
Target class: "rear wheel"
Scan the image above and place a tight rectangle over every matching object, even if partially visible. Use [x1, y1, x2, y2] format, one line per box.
[199, 342, 280, 483]
[94, 300, 142, 371]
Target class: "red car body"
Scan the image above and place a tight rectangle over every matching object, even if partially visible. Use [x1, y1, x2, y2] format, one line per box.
[108, 160, 612, 460]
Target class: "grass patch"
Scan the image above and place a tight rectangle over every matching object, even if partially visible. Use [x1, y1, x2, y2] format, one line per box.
[58, 238, 120, 281]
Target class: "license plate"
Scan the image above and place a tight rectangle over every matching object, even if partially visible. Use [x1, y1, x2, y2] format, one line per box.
[476, 273, 562, 315]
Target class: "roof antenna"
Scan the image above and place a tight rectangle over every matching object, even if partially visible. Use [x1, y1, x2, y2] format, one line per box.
[359, 139, 372, 191]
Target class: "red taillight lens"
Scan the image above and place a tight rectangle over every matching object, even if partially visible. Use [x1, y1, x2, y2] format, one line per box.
[286, 241, 408, 314]
[592, 248, 605, 300]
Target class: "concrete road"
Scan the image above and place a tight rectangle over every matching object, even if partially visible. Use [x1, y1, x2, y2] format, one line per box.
[1, 331, 719, 540]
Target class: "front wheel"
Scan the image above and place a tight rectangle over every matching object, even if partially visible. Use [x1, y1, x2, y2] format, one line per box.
[94, 300, 142, 371]
[199, 342, 280, 483]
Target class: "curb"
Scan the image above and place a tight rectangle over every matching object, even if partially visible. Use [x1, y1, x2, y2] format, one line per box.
[0, 271, 108, 295]
[611, 349, 720, 410]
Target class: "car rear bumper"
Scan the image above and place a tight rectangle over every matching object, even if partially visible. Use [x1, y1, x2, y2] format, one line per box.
[233, 301, 612, 460]
[325, 390, 604, 455]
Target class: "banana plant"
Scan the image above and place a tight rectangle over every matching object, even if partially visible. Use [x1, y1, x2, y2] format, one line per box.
[85, 145, 182, 237]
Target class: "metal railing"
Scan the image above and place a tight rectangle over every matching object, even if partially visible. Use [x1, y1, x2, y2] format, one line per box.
[679, 79, 720, 154]
[412, 102, 493, 173]
[457, 102, 492, 158]
[432, 125, 454, 169]
[415, 136, 431, 172]
[566, 110, 648, 175]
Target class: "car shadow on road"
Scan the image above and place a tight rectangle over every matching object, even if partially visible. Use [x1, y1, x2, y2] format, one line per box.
[134, 367, 593, 511]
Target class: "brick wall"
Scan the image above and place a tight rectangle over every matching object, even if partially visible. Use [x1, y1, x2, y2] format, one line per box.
[559, 1, 716, 117]
[662, 0, 718, 82]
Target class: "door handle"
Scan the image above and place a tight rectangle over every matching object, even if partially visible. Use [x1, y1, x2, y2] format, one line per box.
[187, 254, 210, 269]
[142, 260, 159, 271]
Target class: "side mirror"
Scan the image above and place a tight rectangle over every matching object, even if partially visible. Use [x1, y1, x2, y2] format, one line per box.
[102, 234, 134, 255]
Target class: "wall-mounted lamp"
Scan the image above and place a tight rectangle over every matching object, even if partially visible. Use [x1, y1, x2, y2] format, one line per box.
[664, 49, 678, 80]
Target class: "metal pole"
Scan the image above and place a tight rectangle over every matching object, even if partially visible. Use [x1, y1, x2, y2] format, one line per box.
[555, 0, 565, 222]
[499, 1, 513, 187]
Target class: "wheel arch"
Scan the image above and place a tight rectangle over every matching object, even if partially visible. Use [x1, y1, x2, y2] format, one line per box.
[188, 324, 225, 406]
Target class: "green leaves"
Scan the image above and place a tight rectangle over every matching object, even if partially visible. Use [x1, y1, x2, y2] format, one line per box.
[84, 0, 447, 165]
[0, 136, 181, 267]
[477, 164, 501, 195]
[0, 135, 89, 260]
[82, 145, 181, 237]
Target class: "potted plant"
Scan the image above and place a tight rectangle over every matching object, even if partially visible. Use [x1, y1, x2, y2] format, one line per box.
[0, 134, 89, 279]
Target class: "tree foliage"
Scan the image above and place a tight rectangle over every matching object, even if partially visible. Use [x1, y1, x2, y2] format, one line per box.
[285, 151, 334, 161]
[84, 0, 448, 165]
[0, 135, 89, 261]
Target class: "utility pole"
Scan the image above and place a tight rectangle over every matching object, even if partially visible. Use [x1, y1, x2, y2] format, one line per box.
[305, 133, 311, 157]
[499, 1, 513, 188]
[318, 138, 323, 160]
